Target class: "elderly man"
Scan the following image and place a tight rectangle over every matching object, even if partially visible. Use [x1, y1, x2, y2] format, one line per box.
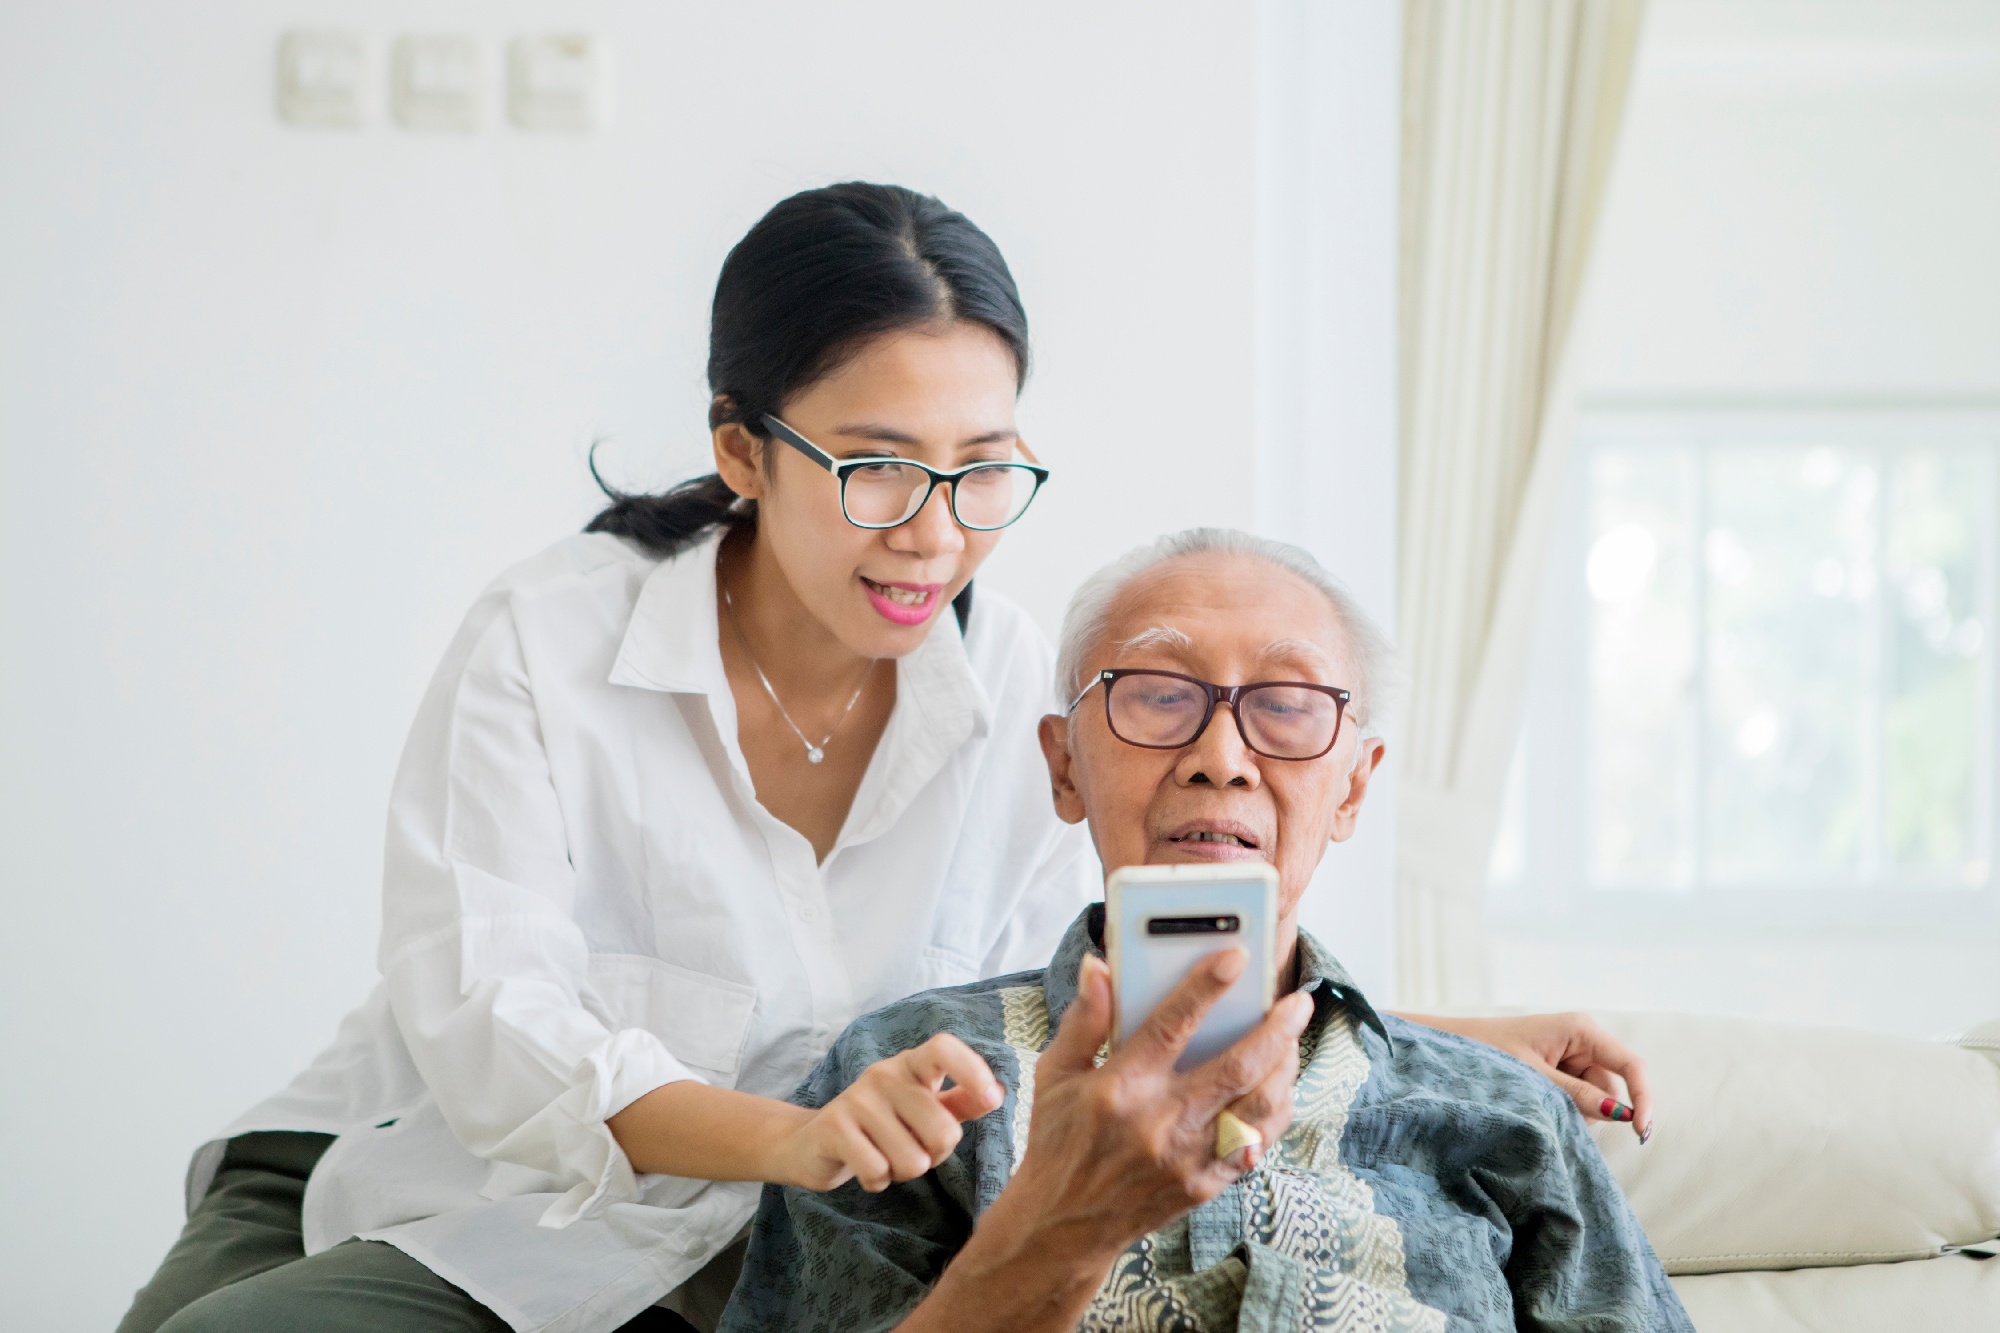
[717, 529, 1691, 1333]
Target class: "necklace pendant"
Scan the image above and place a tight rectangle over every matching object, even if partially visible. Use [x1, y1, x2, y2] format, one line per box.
[806, 745, 825, 765]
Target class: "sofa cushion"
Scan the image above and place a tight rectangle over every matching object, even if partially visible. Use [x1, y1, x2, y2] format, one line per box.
[1670, 1252, 2000, 1332]
[1953, 1016, 2000, 1067]
[1581, 1012, 2000, 1275]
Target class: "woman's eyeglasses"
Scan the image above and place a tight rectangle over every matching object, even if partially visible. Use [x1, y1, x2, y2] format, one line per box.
[1067, 669, 1353, 761]
[761, 414, 1050, 532]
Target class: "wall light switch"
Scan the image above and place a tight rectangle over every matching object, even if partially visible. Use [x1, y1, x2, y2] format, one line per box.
[276, 30, 364, 128]
[392, 34, 481, 132]
[509, 35, 601, 132]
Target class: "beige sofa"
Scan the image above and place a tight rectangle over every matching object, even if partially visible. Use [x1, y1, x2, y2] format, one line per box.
[676, 1012, 2000, 1330]
[1575, 1012, 2000, 1330]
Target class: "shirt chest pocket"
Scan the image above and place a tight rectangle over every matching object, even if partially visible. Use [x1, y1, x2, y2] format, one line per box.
[585, 954, 757, 1086]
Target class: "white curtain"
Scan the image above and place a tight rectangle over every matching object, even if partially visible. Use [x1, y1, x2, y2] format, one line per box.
[1395, 0, 1646, 1007]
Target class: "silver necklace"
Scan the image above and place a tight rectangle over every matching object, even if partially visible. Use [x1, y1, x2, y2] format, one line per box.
[721, 584, 873, 765]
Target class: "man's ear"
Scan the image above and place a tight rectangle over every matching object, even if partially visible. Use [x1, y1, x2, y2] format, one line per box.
[711, 407, 765, 500]
[1037, 714, 1088, 825]
[1328, 738, 1387, 843]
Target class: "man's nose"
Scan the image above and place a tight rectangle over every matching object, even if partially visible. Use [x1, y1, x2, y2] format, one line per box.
[886, 481, 966, 560]
[1175, 702, 1262, 789]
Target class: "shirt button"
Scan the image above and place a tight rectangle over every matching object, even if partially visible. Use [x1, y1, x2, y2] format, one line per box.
[796, 902, 820, 922]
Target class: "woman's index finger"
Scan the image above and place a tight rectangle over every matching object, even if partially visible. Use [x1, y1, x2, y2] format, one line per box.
[903, 1031, 999, 1099]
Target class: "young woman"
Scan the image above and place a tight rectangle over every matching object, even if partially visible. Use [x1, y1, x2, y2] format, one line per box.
[120, 184, 1652, 1333]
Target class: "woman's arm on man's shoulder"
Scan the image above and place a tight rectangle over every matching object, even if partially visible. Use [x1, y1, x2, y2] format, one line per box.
[1393, 1010, 1654, 1141]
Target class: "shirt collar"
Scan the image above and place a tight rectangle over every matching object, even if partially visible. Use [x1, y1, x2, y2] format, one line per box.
[836, 606, 991, 848]
[1041, 903, 1392, 1051]
[604, 528, 992, 850]
[607, 529, 730, 697]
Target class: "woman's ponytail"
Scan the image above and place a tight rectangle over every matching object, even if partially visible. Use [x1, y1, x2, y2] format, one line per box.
[582, 466, 750, 561]
[584, 182, 1028, 559]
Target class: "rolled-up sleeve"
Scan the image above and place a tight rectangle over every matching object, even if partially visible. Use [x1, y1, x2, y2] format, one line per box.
[377, 591, 694, 1227]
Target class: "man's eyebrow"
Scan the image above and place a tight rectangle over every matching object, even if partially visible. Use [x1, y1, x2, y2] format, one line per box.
[1112, 629, 1342, 677]
[1118, 626, 1195, 654]
[1257, 637, 1340, 673]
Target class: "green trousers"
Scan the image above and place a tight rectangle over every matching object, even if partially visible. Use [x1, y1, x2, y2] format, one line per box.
[117, 1132, 696, 1333]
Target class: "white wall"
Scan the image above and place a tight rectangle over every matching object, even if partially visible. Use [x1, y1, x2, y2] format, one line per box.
[1581, 0, 2000, 398]
[0, 2, 1398, 1324]
[1491, 0, 2000, 1036]
[1256, 0, 1402, 1027]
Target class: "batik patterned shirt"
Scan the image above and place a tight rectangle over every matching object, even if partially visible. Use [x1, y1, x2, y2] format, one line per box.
[718, 906, 1692, 1333]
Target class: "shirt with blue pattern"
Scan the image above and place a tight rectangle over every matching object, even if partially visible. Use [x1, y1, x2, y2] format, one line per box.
[719, 905, 1693, 1333]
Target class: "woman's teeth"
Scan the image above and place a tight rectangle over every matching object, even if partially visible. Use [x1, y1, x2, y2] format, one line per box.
[865, 579, 930, 607]
[1181, 831, 1247, 847]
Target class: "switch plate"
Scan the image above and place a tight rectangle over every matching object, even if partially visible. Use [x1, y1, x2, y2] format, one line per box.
[276, 30, 364, 128]
[509, 34, 601, 132]
[392, 34, 480, 132]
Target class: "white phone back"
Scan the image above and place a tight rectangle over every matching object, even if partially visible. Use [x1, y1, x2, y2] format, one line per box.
[1106, 864, 1278, 1073]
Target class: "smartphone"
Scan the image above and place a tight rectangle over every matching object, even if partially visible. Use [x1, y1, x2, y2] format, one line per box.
[1105, 863, 1278, 1072]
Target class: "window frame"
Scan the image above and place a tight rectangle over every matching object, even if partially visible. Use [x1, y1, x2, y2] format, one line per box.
[1487, 401, 2000, 941]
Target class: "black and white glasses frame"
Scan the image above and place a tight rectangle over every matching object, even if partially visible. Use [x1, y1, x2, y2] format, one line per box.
[760, 413, 1051, 531]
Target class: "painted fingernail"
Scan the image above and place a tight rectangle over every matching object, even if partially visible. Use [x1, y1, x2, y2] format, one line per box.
[1600, 1098, 1635, 1123]
[1639, 1123, 1654, 1146]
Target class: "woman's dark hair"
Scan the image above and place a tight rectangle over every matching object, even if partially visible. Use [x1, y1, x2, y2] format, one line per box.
[586, 183, 1030, 558]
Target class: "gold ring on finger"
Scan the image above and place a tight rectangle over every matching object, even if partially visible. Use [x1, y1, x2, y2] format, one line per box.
[1214, 1108, 1263, 1163]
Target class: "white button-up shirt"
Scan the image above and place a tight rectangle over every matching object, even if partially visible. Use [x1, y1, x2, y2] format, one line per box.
[202, 530, 1097, 1333]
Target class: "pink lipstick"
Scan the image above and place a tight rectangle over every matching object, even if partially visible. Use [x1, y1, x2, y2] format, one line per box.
[861, 576, 941, 627]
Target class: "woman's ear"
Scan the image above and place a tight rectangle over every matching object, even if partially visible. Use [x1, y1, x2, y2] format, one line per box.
[711, 408, 766, 500]
[1037, 714, 1087, 825]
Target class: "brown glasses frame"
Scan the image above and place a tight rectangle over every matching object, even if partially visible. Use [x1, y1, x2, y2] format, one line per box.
[1066, 668, 1353, 761]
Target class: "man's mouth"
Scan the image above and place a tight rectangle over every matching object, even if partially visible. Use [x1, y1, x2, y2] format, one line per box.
[1177, 830, 1253, 848]
[1162, 822, 1264, 857]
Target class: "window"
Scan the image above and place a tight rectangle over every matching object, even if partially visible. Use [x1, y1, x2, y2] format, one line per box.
[1490, 407, 2000, 925]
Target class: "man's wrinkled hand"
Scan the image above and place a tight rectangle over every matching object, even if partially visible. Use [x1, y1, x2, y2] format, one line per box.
[989, 948, 1314, 1258]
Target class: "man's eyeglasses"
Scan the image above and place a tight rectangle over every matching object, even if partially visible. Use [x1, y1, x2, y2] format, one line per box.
[1067, 669, 1353, 761]
[761, 414, 1050, 532]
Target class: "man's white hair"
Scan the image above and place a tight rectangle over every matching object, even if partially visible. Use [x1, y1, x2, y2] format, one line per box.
[1054, 528, 1403, 736]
